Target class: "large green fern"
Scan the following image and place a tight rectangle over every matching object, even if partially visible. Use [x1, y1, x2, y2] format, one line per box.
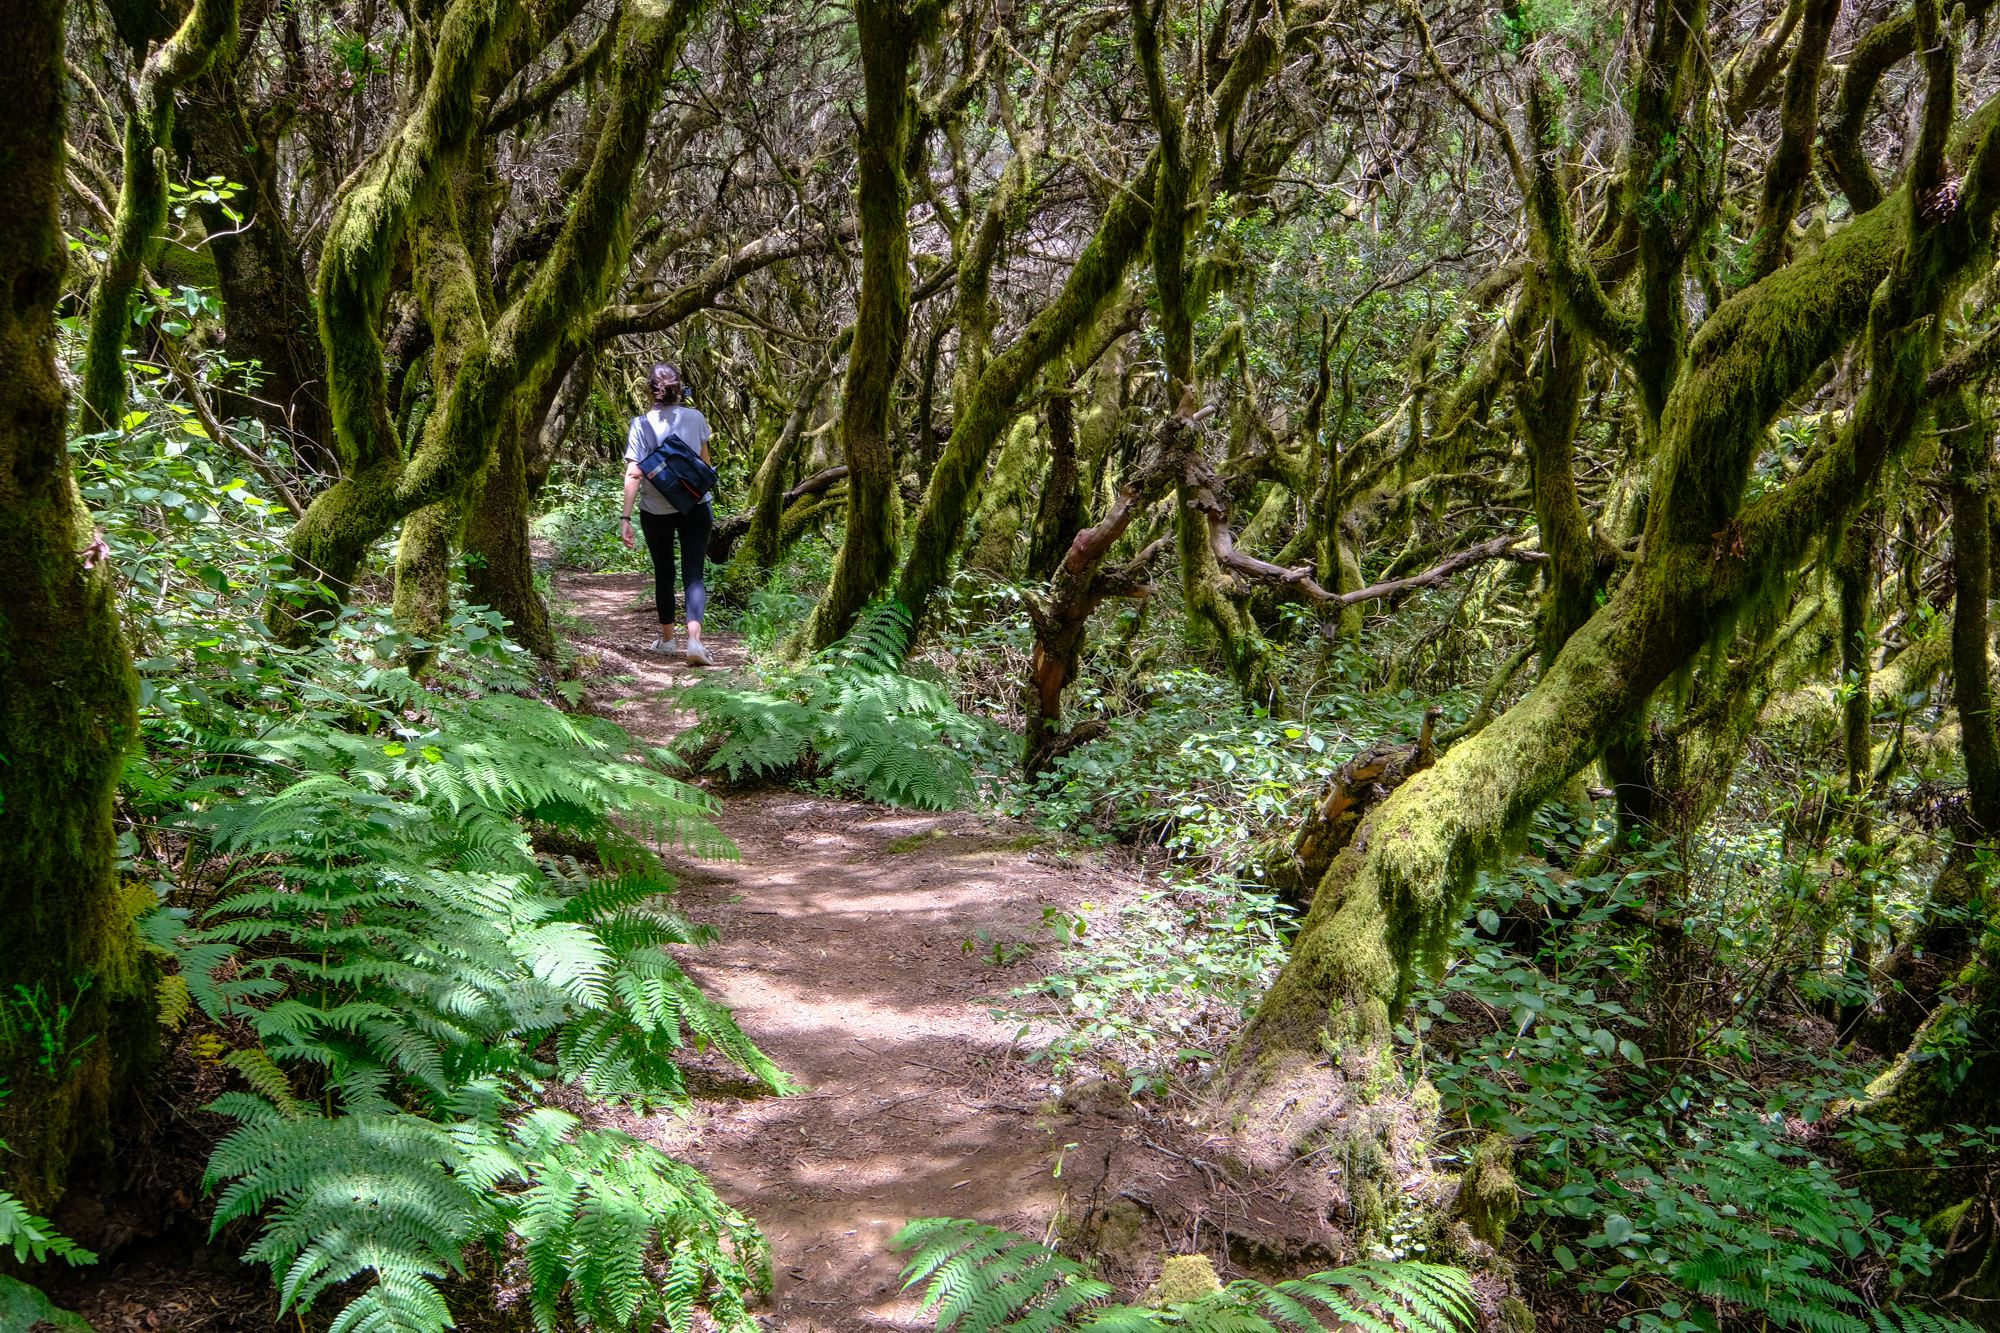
[680, 601, 984, 810]
[144, 680, 789, 1333]
[892, 1218, 1479, 1333]
[1653, 1141, 1984, 1333]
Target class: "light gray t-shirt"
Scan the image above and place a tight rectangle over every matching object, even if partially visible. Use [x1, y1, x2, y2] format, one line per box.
[624, 405, 714, 515]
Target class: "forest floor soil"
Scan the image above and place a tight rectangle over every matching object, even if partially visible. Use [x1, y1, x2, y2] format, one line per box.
[556, 569, 1150, 1330]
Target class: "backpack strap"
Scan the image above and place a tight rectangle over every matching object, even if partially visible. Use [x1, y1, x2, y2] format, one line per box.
[635, 414, 660, 453]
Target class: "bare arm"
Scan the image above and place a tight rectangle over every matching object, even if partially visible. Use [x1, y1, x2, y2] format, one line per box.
[621, 461, 642, 546]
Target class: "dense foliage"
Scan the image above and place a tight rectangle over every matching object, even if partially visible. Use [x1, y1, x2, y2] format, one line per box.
[5, 0, 2000, 1326]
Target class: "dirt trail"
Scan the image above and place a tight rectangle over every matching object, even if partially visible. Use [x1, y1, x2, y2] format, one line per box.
[558, 571, 1143, 1330]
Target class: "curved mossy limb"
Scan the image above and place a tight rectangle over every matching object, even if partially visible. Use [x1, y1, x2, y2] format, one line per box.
[1234, 481, 1292, 561]
[264, 0, 520, 637]
[893, 153, 1158, 634]
[311, 0, 519, 479]
[0, 0, 150, 1212]
[79, 0, 240, 429]
[1222, 79, 2000, 1150]
[1744, 0, 1840, 280]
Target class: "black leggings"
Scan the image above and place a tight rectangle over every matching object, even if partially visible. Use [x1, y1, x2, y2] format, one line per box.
[638, 503, 711, 626]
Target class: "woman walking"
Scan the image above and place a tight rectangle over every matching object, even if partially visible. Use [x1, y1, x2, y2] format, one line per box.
[620, 362, 716, 665]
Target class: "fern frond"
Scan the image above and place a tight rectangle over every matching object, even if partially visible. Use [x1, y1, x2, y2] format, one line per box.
[681, 607, 983, 810]
[892, 1221, 1476, 1333]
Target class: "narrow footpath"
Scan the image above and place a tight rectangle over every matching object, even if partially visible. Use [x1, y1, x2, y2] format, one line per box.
[558, 571, 1145, 1330]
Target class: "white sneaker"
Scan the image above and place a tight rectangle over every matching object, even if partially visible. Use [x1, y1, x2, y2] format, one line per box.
[685, 641, 714, 667]
[648, 635, 683, 654]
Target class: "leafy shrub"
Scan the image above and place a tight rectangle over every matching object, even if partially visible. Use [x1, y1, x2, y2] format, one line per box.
[1410, 861, 1978, 1333]
[680, 601, 987, 809]
[1028, 669, 1457, 867]
[536, 471, 648, 573]
[1015, 879, 1288, 1096]
[705, 532, 837, 648]
[893, 1218, 1479, 1333]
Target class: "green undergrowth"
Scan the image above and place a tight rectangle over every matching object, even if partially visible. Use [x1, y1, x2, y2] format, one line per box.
[909, 574, 1989, 1333]
[137, 686, 782, 1331]
[677, 600, 1004, 810]
[536, 470, 649, 574]
[892, 1218, 1479, 1333]
[0, 1104, 96, 1329]
[969, 659, 1467, 1098]
[71, 368, 789, 1332]
[707, 531, 839, 652]
[1406, 831, 1985, 1333]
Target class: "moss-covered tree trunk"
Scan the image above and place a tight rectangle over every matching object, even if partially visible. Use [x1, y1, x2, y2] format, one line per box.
[1845, 920, 2000, 1306]
[740, 333, 847, 574]
[392, 200, 491, 656]
[1220, 64, 2000, 1172]
[795, 0, 934, 651]
[462, 349, 570, 647]
[966, 415, 1038, 574]
[1840, 392, 2000, 1296]
[80, 0, 240, 430]
[1027, 389, 1085, 581]
[0, 0, 149, 1212]
[180, 14, 334, 472]
[1950, 389, 2000, 832]
[1835, 512, 1879, 1031]
[1516, 302, 1600, 668]
[1132, 0, 1288, 707]
[463, 397, 555, 657]
[893, 154, 1158, 634]
[1024, 411, 1190, 775]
